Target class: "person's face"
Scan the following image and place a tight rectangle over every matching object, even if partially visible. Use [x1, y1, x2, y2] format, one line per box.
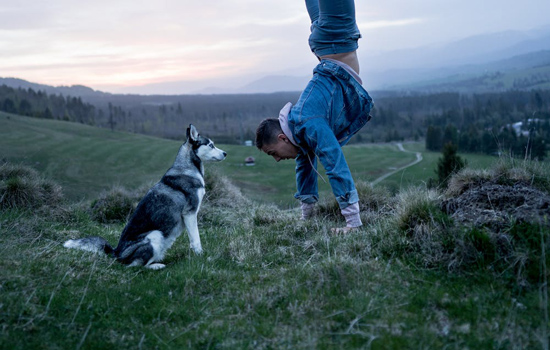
[261, 133, 299, 162]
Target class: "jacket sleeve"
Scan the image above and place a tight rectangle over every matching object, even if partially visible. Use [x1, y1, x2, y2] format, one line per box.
[294, 150, 319, 204]
[294, 117, 359, 208]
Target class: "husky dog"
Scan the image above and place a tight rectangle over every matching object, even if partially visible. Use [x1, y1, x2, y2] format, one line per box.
[64, 125, 226, 269]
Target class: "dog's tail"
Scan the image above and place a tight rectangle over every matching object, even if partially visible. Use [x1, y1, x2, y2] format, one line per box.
[63, 236, 114, 256]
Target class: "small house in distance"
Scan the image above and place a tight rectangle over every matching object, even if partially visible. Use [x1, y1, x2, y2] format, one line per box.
[244, 140, 253, 147]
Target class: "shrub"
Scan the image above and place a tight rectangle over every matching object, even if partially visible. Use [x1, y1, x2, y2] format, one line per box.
[436, 142, 466, 188]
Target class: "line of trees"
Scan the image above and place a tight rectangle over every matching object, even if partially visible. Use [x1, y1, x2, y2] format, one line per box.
[420, 90, 549, 160]
[426, 122, 547, 160]
[2, 83, 549, 158]
[0, 85, 96, 124]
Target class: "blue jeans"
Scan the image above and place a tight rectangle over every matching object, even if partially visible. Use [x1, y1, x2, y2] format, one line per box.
[306, 0, 362, 56]
[288, 60, 373, 209]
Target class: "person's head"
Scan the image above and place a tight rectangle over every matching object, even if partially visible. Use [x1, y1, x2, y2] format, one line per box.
[255, 118, 299, 162]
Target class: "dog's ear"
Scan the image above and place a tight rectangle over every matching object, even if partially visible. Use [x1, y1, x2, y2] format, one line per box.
[187, 124, 199, 142]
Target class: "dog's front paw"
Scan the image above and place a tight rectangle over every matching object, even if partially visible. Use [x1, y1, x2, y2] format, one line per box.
[191, 244, 203, 255]
[147, 263, 166, 270]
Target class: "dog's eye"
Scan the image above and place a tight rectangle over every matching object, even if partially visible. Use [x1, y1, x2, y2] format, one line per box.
[209, 144, 214, 149]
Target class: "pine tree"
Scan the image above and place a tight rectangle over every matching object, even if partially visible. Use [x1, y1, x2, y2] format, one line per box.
[436, 142, 466, 187]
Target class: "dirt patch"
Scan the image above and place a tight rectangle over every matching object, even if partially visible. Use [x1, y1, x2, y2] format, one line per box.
[442, 181, 550, 231]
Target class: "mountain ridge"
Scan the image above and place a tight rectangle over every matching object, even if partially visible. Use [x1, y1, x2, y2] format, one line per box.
[2, 26, 550, 96]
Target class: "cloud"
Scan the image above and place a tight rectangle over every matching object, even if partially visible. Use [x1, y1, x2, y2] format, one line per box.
[2, 0, 550, 91]
[221, 14, 307, 28]
[360, 18, 424, 30]
[0, 0, 313, 88]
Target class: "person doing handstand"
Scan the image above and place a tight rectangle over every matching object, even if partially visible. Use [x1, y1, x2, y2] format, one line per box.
[255, 0, 373, 233]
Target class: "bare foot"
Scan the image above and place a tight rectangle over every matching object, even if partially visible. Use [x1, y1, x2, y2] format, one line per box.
[331, 226, 359, 235]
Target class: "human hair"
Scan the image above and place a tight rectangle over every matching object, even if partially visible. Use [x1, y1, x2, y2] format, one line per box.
[255, 118, 282, 150]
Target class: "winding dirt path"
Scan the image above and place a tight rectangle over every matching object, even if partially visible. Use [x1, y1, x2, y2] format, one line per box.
[371, 143, 423, 186]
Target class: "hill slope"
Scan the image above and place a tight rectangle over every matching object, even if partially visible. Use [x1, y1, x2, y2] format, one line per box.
[1, 142, 548, 349]
[0, 112, 178, 200]
[1, 112, 501, 205]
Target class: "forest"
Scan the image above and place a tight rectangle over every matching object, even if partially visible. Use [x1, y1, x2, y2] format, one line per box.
[1, 84, 549, 159]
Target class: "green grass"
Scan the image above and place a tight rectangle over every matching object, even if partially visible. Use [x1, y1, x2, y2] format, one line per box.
[0, 112, 417, 206]
[381, 142, 500, 192]
[1, 200, 545, 349]
[0, 112, 501, 207]
[0, 112, 178, 200]
[1, 113, 548, 349]
[227, 143, 419, 207]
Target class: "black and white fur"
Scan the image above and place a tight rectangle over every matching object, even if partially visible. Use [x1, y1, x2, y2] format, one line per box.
[63, 125, 226, 270]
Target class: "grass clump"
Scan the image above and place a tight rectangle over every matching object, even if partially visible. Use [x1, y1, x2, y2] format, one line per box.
[0, 162, 63, 210]
[385, 187, 455, 268]
[204, 169, 250, 208]
[200, 170, 255, 229]
[395, 187, 449, 235]
[90, 187, 138, 223]
[446, 156, 550, 197]
[506, 221, 550, 287]
[441, 157, 550, 287]
[317, 180, 395, 224]
[447, 221, 550, 288]
[490, 157, 550, 193]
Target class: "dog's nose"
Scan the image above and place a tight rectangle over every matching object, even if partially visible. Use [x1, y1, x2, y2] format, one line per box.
[222, 152, 227, 157]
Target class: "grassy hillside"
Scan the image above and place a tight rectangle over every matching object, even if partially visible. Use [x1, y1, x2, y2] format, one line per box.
[381, 142, 500, 192]
[0, 112, 498, 207]
[1, 113, 548, 349]
[0, 112, 178, 200]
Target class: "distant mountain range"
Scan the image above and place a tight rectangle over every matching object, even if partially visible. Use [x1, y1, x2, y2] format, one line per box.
[0, 77, 107, 98]
[361, 25, 550, 92]
[2, 26, 550, 95]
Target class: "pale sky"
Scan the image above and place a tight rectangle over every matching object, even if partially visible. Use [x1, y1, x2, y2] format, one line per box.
[1, 0, 550, 93]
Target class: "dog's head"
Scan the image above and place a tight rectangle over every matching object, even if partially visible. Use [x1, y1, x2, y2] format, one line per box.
[187, 124, 227, 162]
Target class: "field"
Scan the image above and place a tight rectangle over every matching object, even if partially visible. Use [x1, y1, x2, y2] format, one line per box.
[1, 112, 547, 349]
[0, 112, 498, 207]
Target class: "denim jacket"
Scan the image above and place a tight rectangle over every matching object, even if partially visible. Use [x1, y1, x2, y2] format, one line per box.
[286, 59, 373, 209]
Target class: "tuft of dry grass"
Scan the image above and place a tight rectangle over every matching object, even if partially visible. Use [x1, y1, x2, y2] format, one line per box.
[89, 186, 138, 224]
[317, 180, 396, 224]
[199, 170, 259, 230]
[0, 162, 63, 210]
[394, 187, 446, 235]
[204, 169, 250, 209]
[446, 156, 550, 197]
